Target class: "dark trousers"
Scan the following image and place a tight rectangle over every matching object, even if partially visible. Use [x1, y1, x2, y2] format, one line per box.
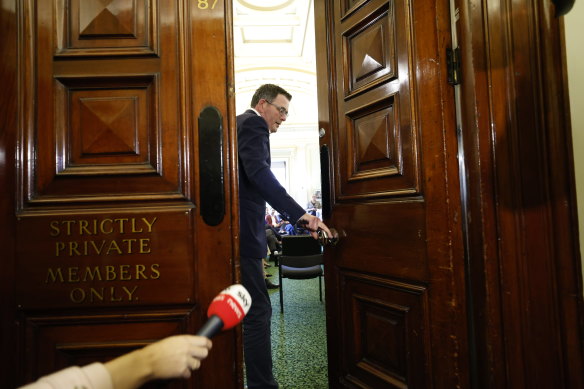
[240, 255, 278, 389]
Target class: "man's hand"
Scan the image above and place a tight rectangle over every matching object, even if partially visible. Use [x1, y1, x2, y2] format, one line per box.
[298, 213, 332, 240]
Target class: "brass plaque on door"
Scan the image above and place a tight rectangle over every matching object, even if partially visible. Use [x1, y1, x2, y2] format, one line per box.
[16, 210, 195, 309]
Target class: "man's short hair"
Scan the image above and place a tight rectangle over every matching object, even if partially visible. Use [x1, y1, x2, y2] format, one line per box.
[250, 84, 292, 107]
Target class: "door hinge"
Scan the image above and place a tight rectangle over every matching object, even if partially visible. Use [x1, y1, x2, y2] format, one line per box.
[447, 47, 461, 85]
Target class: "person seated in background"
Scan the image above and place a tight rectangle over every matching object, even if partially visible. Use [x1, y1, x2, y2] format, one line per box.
[20, 335, 212, 389]
[265, 223, 280, 237]
[283, 221, 296, 235]
[264, 226, 282, 289]
[270, 209, 283, 228]
[277, 220, 288, 234]
[306, 194, 321, 216]
[265, 207, 274, 226]
[265, 225, 282, 258]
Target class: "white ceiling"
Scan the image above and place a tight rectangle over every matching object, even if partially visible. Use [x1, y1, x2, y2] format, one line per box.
[232, 0, 318, 134]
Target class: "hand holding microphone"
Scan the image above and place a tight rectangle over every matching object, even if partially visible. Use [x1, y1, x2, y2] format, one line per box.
[197, 284, 252, 338]
[102, 335, 212, 389]
[102, 285, 250, 388]
[21, 286, 250, 389]
[105, 285, 250, 388]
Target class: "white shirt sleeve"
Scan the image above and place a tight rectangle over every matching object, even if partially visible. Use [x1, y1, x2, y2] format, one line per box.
[18, 362, 113, 389]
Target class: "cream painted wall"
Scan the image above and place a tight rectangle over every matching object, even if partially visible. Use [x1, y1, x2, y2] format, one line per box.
[564, 1, 584, 285]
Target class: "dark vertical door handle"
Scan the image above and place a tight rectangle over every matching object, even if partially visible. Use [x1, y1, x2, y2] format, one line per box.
[319, 144, 343, 246]
[320, 144, 331, 219]
[198, 106, 225, 226]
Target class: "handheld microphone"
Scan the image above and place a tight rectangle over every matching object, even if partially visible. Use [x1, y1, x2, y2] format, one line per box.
[196, 284, 252, 338]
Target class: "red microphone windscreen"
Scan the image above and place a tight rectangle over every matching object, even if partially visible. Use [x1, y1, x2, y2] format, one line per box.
[207, 284, 252, 330]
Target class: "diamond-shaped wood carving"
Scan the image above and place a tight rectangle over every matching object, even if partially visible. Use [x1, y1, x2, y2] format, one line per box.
[54, 75, 158, 175]
[27, 1, 180, 204]
[60, 0, 155, 56]
[339, 2, 418, 197]
[357, 112, 391, 163]
[80, 0, 136, 37]
[79, 97, 138, 155]
[349, 102, 398, 176]
[352, 25, 385, 82]
[344, 4, 395, 95]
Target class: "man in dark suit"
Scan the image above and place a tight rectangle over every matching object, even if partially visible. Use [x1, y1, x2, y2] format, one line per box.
[237, 84, 330, 388]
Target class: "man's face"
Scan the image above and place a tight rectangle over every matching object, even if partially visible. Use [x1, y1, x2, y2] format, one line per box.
[258, 94, 289, 133]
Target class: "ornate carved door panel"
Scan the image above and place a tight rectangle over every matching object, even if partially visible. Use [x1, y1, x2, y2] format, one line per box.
[316, 1, 469, 387]
[1, 1, 239, 388]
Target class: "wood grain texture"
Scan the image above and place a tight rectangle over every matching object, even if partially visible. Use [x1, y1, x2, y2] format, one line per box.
[2, 1, 239, 388]
[318, 0, 469, 387]
[457, 0, 584, 387]
[0, 1, 19, 388]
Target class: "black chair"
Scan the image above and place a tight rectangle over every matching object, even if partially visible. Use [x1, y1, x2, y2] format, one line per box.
[278, 235, 323, 313]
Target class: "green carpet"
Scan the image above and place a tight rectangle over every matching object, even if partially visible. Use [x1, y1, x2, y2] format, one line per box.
[266, 261, 329, 389]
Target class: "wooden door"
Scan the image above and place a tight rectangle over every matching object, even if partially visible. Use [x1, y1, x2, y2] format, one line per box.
[315, 1, 469, 387]
[1, 1, 240, 388]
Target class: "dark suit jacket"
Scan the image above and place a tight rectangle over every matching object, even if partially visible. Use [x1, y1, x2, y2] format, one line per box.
[237, 109, 305, 258]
